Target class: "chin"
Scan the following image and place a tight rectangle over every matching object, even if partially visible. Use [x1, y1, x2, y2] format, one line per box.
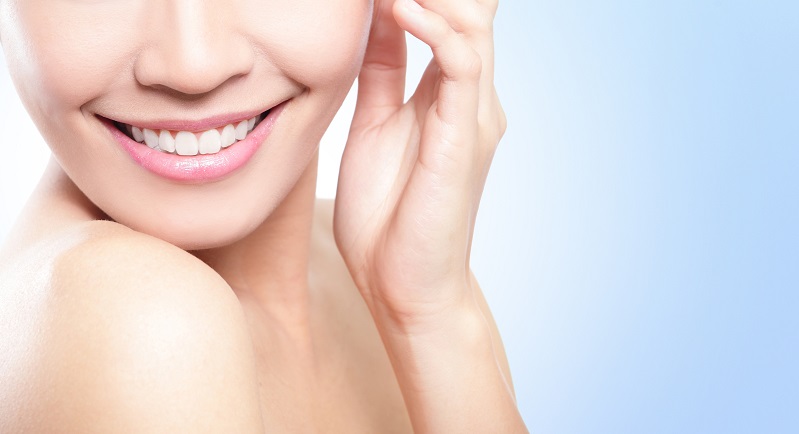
[112, 205, 269, 252]
[160, 222, 256, 252]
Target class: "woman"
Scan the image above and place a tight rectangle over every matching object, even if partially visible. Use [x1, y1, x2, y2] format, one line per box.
[0, 0, 527, 431]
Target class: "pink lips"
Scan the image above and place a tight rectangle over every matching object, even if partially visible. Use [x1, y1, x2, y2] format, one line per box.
[103, 101, 287, 183]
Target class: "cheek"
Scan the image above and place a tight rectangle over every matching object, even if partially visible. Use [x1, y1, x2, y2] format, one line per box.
[5, 1, 141, 120]
[248, 0, 373, 90]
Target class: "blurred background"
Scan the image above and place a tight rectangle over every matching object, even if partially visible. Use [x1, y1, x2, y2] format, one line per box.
[2, 1, 798, 432]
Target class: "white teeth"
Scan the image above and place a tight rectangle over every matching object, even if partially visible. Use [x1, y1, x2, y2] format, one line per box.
[123, 112, 265, 155]
[175, 131, 199, 156]
[143, 128, 159, 149]
[198, 129, 221, 155]
[235, 121, 248, 140]
[159, 130, 176, 153]
[132, 126, 145, 142]
[221, 124, 236, 148]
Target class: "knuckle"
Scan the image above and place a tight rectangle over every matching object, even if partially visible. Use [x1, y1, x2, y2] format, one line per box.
[496, 104, 508, 138]
[478, 98, 507, 146]
[459, 48, 482, 78]
[477, 124, 501, 152]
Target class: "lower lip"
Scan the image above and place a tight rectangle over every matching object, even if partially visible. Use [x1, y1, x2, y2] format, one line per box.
[103, 101, 287, 183]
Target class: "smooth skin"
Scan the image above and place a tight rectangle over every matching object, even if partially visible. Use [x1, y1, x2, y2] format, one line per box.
[0, 0, 527, 432]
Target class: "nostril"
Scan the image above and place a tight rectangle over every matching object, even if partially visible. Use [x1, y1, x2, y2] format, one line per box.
[133, 36, 255, 97]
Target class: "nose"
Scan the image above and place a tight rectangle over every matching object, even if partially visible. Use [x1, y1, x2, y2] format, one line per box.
[134, 0, 254, 96]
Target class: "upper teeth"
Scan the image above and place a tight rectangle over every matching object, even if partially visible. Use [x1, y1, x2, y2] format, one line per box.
[126, 113, 262, 155]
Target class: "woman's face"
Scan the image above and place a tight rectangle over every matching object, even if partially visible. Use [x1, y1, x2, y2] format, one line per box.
[0, 0, 373, 249]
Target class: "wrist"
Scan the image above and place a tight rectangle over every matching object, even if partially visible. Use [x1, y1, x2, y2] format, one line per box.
[373, 289, 498, 379]
[367, 274, 482, 337]
[370, 285, 527, 433]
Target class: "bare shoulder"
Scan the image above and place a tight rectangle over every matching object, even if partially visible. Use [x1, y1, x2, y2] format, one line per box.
[0, 221, 263, 433]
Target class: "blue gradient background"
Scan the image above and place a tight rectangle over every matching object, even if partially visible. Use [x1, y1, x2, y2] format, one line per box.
[473, 1, 798, 432]
[1, 1, 798, 433]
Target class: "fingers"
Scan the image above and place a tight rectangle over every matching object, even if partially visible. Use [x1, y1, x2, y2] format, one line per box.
[352, 0, 408, 129]
[394, 0, 481, 130]
[414, 0, 497, 102]
[395, 0, 505, 205]
[407, 0, 500, 142]
[416, 0, 495, 35]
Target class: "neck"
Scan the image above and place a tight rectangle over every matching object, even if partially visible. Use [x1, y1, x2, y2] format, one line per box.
[193, 154, 319, 324]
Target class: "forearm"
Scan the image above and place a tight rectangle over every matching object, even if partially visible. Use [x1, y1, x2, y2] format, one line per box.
[374, 294, 528, 434]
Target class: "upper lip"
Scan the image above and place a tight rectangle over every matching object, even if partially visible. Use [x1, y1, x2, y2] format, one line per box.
[101, 99, 285, 132]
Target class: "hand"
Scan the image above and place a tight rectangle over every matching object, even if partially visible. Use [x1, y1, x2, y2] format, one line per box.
[334, 0, 506, 332]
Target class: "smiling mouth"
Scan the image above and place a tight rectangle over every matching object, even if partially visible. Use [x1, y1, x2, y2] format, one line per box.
[112, 110, 270, 156]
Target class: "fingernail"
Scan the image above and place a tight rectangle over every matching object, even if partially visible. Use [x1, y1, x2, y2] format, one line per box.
[403, 0, 424, 13]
